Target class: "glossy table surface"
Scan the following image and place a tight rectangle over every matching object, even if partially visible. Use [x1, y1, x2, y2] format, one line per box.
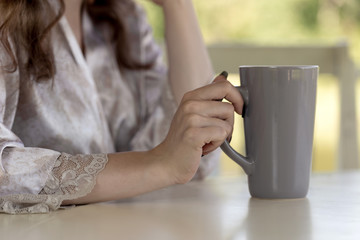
[1, 171, 360, 240]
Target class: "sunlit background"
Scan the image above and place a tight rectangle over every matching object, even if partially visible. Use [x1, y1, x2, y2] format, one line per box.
[139, 0, 360, 175]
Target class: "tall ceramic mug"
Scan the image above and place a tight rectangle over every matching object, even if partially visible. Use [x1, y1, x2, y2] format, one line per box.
[221, 66, 318, 198]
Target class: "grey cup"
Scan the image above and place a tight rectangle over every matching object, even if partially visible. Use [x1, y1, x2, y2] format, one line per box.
[221, 66, 318, 198]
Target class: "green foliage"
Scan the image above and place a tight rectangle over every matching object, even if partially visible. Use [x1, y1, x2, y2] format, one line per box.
[338, 0, 360, 25]
[297, 0, 319, 31]
[139, 0, 360, 63]
[139, 0, 164, 40]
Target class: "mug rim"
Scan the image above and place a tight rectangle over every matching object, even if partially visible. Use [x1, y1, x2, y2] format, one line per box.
[239, 65, 318, 69]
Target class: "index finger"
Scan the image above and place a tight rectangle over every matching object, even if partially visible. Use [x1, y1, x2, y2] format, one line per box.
[184, 80, 244, 115]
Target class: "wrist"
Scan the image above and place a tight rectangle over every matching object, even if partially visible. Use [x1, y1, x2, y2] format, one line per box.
[148, 144, 177, 186]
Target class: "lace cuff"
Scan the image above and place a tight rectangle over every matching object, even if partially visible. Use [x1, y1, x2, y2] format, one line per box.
[40, 153, 107, 195]
[0, 153, 108, 214]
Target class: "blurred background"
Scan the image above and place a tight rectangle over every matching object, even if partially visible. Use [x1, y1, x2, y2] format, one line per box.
[139, 0, 360, 176]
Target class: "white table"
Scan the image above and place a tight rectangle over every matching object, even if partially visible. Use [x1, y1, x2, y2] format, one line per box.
[1, 171, 360, 240]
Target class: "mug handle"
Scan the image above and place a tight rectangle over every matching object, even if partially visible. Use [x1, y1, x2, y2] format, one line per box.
[220, 86, 255, 175]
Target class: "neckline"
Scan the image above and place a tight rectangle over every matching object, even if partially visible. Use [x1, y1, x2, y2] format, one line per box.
[58, 16, 95, 88]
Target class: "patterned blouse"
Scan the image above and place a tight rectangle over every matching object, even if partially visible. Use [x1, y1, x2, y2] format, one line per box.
[0, 0, 218, 214]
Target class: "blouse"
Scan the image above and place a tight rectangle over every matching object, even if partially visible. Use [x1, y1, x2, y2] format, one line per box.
[0, 0, 219, 214]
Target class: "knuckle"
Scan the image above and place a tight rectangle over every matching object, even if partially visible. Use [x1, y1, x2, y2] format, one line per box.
[215, 127, 227, 140]
[221, 128, 228, 139]
[182, 91, 194, 101]
[184, 128, 199, 142]
[182, 100, 198, 113]
[225, 102, 235, 112]
[222, 80, 233, 91]
[225, 123, 233, 135]
[186, 113, 201, 127]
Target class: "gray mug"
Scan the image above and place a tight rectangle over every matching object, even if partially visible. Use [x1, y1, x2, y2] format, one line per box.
[221, 66, 318, 198]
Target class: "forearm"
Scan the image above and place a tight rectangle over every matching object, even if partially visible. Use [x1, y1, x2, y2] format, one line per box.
[62, 150, 171, 205]
[62, 75, 242, 206]
[163, 0, 214, 104]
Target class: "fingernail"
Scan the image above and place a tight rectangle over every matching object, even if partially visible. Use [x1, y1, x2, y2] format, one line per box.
[219, 71, 228, 79]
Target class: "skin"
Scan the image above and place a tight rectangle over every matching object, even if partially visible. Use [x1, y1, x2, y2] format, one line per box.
[62, 0, 243, 205]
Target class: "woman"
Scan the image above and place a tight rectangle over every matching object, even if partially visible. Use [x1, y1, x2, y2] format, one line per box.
[0, 0, 243, 214]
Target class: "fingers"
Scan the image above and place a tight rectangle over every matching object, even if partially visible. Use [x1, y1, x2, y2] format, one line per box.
[183, 126, 228, 151]
[182, 114, 232, 137]
[213, 71, 228, 83]
[182, 78, 243, 115]
[173, 71, 241, 156]
[180, 112, 232, 156]
[181, 100, 234, 120]
[180, 100, 234, 138]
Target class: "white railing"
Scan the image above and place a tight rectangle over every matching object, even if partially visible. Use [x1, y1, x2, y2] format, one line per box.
[208, 42, 359, 169]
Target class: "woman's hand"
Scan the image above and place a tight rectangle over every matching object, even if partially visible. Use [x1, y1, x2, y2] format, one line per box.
[63, 74, 243, 205]
[152, 74, 244, 184]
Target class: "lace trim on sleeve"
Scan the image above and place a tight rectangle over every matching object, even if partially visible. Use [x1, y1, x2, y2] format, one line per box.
[0, 153, 108, 214]
[40, 153, 107, 195]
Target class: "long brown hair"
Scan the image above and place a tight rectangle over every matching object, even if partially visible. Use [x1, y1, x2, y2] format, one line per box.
[0, 0, 147, 82]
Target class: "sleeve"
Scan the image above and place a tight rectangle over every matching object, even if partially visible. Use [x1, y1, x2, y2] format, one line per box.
[0, 48, 108, 214]
[125, 4, 220, 179]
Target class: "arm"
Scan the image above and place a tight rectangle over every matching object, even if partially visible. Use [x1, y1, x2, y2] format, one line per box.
[63, 150, 171, 204]
[157, 0, 214, 104]
[64, 76, 243, 205]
